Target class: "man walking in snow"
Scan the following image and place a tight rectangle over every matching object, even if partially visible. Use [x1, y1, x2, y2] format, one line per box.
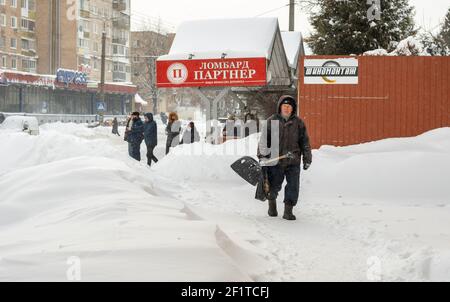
[258, 96, 312, 221]
[126, 112, 144, 161]
[112, 117, 120, 136]
[144, 113, 159, 166]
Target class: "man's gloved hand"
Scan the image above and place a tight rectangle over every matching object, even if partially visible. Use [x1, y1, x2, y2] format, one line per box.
[303, 163, 311, 171]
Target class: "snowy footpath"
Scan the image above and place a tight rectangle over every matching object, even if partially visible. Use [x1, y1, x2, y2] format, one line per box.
[0, 122, 449, 282]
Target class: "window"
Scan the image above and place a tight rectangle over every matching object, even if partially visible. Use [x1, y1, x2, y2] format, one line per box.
[78, 38, 89, 49]
[21, 19, 35, 31]
[21, 38, 35, 51]
[2, 56, 6, 68]
[22, 59, 36, 71]
[0, 0, 5, 6]
[10, 38, 17, 49]
[11, 0, 16, 8]
[28, 0, 35, 11]
[0, 37, 5, 48]
[11, 57, 17, 69]
[0, 14, 5, 27]
[11, 16, 17, 28]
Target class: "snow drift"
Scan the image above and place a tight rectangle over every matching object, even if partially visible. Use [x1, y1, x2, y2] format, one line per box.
[1, 123, 449, 281]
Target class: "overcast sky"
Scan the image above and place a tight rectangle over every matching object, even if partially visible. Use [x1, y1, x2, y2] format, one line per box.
[131, 0, 449, 35]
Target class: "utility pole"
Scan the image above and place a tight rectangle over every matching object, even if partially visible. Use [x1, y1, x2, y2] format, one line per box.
[148, 57, 158, 114]
[99, 22, 107, 123]
[289, 0, 295, 31]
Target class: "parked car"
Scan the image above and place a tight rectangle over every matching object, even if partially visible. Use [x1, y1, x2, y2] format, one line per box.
[0, 116, 40, 136]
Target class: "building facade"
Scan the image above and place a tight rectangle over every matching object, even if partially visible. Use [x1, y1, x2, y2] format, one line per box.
[0, 0, 135, 116]
[1, 0, 131, 82]
[131, 30, 174, 112]
[0, 0, 37, 73]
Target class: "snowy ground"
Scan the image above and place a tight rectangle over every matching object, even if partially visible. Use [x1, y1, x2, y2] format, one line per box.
[0, 120, 449, 282]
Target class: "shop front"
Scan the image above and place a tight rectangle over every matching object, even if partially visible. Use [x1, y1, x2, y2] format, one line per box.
[0, 69, 137, 116]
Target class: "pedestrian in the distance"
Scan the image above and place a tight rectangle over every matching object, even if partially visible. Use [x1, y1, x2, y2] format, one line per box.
[112, 117, 120, 136]
[165, 112, 181, 155]
[144, 113, 159, 166]
[126, 112, 144, 161]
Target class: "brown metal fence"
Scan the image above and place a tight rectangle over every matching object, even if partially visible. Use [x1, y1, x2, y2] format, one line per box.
[298, 56, 450, 149]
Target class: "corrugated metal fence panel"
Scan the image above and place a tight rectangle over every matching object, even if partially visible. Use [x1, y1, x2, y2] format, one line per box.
[299, 56, 450, 149]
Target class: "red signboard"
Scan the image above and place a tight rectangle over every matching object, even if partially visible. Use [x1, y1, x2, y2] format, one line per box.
[156, 57, 267, 88]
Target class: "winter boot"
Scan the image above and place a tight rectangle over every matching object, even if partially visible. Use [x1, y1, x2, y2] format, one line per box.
[268, 199, 278, 217]
[283, 204, 297, 221]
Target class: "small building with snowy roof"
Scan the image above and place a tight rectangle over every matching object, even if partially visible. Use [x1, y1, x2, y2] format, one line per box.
[156, 17, 304, 118]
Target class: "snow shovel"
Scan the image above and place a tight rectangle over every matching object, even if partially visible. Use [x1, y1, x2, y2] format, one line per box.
[230, 152, 298, 186]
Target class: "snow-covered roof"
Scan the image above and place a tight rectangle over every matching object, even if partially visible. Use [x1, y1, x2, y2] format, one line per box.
[158, 18, 279, 61]
[281, 31, 303, 68]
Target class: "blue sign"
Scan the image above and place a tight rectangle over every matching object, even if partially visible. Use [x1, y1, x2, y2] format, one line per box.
[56, 69, 87, 85]
[96, 102, 106, 112]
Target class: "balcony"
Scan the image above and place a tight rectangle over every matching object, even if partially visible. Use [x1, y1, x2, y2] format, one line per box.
[113, 0, 127, 12]
[79, 9, 90, 19]
[20, 31, 35, 39]
[113, 71, 127, 82]
[21, 49, 36, 57]
[112, 37, 127, 45]
[113, 15, 130, 29]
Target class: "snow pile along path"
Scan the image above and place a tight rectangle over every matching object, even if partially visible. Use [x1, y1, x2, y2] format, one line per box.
[0, 123, 271, 281]
[1, 122, 449, 281]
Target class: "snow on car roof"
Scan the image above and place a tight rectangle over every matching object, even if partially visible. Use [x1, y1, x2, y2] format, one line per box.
[281, 31, 303, 68]
[159, 18, 279, 61]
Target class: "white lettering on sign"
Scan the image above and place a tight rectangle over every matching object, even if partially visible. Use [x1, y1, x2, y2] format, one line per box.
[194, 60, 257, 81]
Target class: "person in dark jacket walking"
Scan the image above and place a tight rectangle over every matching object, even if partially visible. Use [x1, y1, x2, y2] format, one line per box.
[258, 95, 313, 221]
[181, 122, 200, 144]
[165, 112, 181, 155]
[144, 113, 159, 166]
[126, 112, 144, 161]
[112, 117, 120, 136]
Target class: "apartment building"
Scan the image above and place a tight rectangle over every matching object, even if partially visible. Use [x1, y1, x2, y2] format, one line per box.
[0, 0, 37, 73]
[0, 0, 132, 82]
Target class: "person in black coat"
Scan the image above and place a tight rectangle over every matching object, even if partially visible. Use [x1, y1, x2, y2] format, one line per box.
[144, 113, 159, 166]
[258, 96, 313, 221]
[126, 112, 144, 161]
[112, 117, 120, 136]
[181, 122, 200, 144]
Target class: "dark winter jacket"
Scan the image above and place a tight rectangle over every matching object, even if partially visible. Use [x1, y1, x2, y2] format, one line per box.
[112, 119, 119, 133]
[258, 96, 312, 166]
[144, 113, 158, 147]
[128, 118, 144, 144]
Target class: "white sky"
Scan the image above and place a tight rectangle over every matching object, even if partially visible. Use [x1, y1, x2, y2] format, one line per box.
[131, 0, 449, 35]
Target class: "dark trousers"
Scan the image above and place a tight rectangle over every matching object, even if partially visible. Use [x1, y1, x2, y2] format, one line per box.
[146, 144, 159, 166]
[128, 142, 142, 161]
[166, 135, 179, 155]
[267, 164, 301, 207]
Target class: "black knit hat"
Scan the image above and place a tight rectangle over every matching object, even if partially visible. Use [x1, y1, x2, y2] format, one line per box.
[277, 95, 297, 115]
